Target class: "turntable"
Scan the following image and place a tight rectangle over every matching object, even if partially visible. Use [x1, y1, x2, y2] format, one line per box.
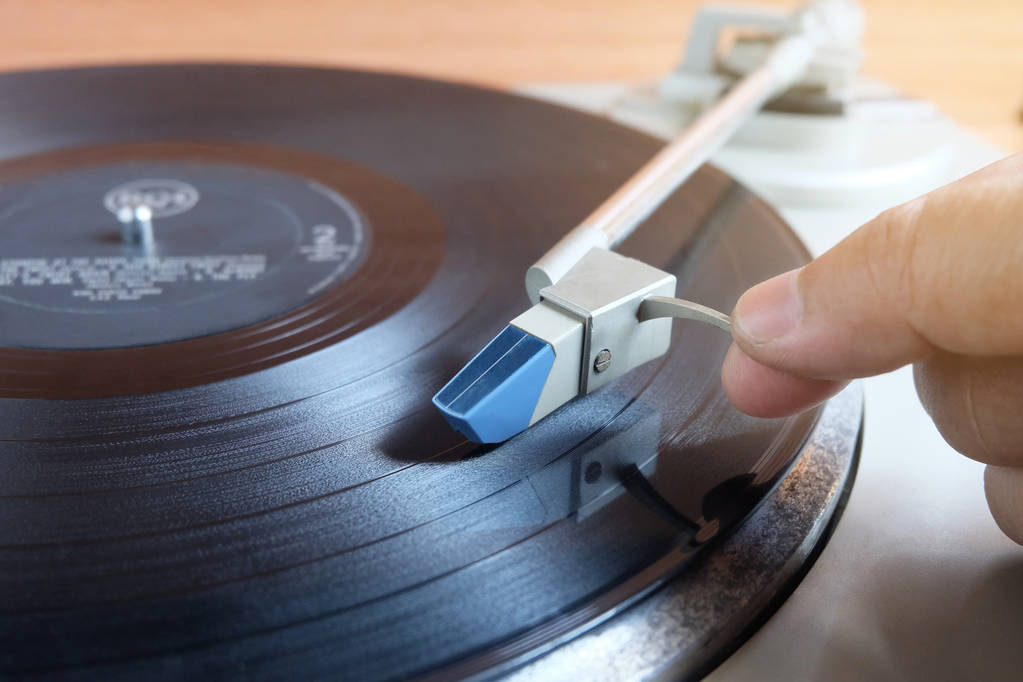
[0, 1, 1016, 681]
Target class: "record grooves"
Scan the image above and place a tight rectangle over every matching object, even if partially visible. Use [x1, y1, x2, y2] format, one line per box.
[0, 64, 854, 680]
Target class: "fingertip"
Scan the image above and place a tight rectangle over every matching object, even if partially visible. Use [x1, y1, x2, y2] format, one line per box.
[721, 343, 848, 418]
[731, 268, 803, 348]
[984, 465, 1023, 546]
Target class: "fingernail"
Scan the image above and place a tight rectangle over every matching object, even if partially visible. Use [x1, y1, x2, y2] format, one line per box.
[734, 268, 803, 344]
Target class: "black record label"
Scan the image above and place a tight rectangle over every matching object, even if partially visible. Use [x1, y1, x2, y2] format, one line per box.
[0, 161, 370, 349]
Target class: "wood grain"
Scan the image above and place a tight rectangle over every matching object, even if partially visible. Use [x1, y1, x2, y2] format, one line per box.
[1, 1, 1020, 151]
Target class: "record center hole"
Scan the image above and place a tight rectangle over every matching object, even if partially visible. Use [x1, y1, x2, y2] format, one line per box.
[584, 461, 602, 484]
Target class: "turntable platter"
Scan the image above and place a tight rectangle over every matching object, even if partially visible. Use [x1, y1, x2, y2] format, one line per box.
[0, 65, 859, 680]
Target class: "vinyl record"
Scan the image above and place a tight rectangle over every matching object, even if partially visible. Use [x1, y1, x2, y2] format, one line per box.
[0, 65, 848, 680]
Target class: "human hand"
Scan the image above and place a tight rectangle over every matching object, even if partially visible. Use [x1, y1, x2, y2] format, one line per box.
[721, 154, 1023, 545]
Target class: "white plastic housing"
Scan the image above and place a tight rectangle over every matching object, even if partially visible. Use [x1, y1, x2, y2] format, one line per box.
[510, 301, 584, 425]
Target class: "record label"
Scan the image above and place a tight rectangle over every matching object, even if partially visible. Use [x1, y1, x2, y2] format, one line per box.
[0, 161, 370, 349]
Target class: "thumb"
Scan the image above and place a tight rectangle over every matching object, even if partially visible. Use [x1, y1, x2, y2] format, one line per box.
[729, 153, 1023, 380]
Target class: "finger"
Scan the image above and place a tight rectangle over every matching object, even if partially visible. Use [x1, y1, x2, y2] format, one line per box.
[984, 465, 1023, 546]
[730, 153, 1023, 380]
[720, 344, 847, 418]
[914, 353, 1023, 467]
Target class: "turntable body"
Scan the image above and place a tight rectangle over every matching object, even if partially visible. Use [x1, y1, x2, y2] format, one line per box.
[0, 18, 1018, 678]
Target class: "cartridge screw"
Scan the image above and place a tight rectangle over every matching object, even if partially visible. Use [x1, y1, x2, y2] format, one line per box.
[594, 349, 612, 373]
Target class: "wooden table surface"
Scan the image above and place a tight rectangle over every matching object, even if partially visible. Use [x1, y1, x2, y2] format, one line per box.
[2, 1, 1021, 152]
